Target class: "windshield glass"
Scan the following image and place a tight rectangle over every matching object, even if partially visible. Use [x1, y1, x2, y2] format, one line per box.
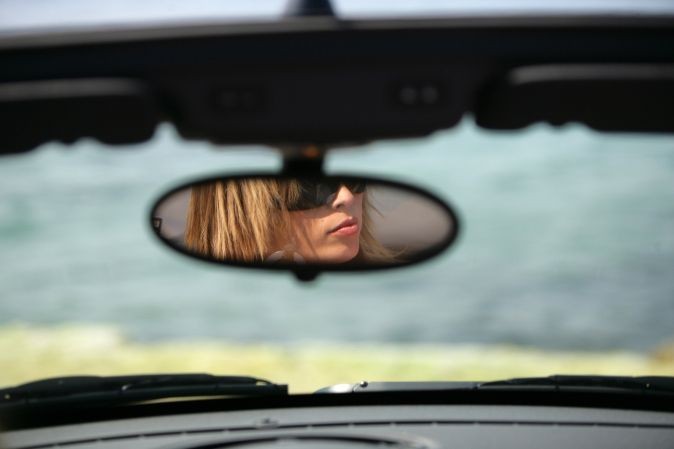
[1, 121, 673, 392]
[2, 0, 673, 35]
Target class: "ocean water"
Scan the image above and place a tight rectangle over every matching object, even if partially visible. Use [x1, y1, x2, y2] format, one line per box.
[1, 121, 673, 351]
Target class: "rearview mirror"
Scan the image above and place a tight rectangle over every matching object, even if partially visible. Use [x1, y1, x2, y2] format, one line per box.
[150, 175, 459, 280]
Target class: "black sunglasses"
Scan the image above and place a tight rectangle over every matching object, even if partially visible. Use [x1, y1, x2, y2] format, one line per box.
[287, 180, 367, 211]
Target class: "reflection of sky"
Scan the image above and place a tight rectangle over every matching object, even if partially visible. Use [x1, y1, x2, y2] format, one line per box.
[1, 0, 673, 33]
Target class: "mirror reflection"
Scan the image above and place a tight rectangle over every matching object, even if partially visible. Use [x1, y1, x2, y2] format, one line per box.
[152, 176, 457, 267]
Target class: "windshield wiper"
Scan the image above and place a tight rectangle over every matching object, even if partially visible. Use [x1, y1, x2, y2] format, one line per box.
[318, 375, 674, 395]
[0, 374, 287, 408]
[479, 375, 674, 393]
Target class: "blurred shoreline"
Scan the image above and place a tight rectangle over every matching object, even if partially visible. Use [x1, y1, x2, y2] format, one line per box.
[3, 323, 673, 393]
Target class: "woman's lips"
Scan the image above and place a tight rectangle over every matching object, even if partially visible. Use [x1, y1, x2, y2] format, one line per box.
[328, 217, 359, 236]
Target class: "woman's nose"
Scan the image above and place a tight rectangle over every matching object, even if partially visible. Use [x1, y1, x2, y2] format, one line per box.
[331, 186, 356, 208]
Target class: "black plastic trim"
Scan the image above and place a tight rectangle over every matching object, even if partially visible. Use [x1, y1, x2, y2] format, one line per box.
[3, 389, 674, 432]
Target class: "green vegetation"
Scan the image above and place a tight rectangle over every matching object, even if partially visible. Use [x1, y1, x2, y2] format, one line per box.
[3, 324, 674, 393]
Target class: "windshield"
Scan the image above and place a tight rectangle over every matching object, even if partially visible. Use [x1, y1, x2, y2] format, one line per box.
[2, 0, 673, 35]
[1, 121, 673, 393]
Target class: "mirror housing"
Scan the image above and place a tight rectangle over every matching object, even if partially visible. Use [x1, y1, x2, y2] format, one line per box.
[150, 174, 460, 281]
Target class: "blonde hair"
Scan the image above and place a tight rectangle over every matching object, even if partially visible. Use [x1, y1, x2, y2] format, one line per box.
[184, 178, 395, 264]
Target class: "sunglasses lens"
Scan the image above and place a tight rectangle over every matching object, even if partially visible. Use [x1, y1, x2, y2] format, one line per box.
[289, 180, 367, 211]
[316, 183, 337, 206]
[344, 182, 366, 194]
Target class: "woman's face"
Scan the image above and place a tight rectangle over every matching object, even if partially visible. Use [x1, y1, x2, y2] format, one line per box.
[288, 186, 364, 263]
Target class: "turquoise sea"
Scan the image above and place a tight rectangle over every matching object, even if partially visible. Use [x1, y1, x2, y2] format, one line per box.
[1, 121, 673, 351]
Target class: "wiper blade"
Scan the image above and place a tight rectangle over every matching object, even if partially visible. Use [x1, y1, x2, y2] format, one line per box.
[479, 375, 674, 393]
[317, 376, 674, 395]
[0, 373, 287, 407]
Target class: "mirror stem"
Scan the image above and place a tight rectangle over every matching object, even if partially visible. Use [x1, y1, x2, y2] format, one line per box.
[281, 144, 325, 176]
[284, 0, 336, 17]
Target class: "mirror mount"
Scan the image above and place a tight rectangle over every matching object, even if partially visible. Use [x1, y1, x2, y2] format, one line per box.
[284, 0, 336, 18]
[293, 269, 320, 282]
[280, 144, 326, 176]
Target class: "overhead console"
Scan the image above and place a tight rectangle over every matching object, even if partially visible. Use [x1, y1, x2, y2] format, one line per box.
[1, 16, 673, 154]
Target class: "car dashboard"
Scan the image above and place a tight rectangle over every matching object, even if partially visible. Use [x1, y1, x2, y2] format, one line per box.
[4, 403, 674, 449]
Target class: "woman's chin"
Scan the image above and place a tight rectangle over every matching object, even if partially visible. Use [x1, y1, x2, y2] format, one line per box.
[311, 244, 359, 264]
[332, 244, 360, 263]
